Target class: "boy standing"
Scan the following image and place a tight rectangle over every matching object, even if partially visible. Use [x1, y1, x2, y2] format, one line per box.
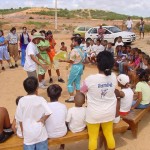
[15, 77, 52, 150]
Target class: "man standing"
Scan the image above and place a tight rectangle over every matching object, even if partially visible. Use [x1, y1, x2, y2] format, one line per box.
[98, 25, 105, 40]
[126, 17, 133, 32]
[24, 33, 48, 78]
[139, 17, 145, 39]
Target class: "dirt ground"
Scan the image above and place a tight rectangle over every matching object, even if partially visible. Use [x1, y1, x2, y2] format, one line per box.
[0, 9, 150, 150]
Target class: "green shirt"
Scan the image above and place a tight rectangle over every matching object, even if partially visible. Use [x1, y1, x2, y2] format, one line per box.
[135, 82, 150, 105]
[37, 40, 50, 54]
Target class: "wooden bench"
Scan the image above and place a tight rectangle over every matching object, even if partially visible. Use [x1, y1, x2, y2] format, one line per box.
[0, 120, 129, 150]
[122, 107, 150, 138]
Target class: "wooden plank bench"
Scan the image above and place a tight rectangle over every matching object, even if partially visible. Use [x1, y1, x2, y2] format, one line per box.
[122, 107, 150, 138]
[0, 120, 129, 150]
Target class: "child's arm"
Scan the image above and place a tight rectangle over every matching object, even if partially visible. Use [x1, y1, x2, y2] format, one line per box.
[131, 92, 142, 109]
[65, 122, 70, 131]
[39, 46, 49, 52]
[115, 89, 121, 117]
[38, 115, 50, 125]
[11, 118, 17, 134]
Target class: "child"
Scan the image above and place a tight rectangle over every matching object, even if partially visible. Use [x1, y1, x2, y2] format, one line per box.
[117, 74, 134, 116]
[115, 36, 124, 49]
[95, 40, 105, 56]
[132, 69, 150, 109]
[80, 38, 86, 50]
[45, 84, 67, 138]
[60, 42, 67, 52]
[12, 96, 23, 138]
[81, 51, 117, 150]
[66, 92, 86, 133]
[90, 40, 97, 63]
[83, 42, 91, 63]
[0, 107, 14, 143]
[15, 77, 52, 149]
[106, 42, 114, 55]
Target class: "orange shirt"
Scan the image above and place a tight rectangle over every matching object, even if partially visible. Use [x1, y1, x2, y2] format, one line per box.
[48, 38, 56, 62]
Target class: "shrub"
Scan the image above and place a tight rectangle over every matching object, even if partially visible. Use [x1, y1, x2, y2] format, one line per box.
[26, 21, 49, 29]
[29, 16, 34, 19]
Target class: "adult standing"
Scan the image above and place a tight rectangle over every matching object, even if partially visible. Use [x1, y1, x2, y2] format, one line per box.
[139, 17, 145, 39]
[125, 17, 133, 32]
[81, 51, 117, 150]
[6, 27, 19, 67]
[20, 27, 30, 67]
[0, 30, 13, 70]
[60, 37, 84, 103]
[46, 31, 65, 83]
[98, 25, 105, 40]
[24, 33, 48, 78]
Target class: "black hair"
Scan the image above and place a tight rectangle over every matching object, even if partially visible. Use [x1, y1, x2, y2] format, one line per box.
[74, 37, 82, 45]
[0, 30, 4, 36]
[10, 27, 16, 32]
[22, 27, 27, 30]
[46, 30, 52, 35]
[47, 84, 62, 101]
[61, 42, 65, 45]
[118, 36, 122, 39]
[23, 77, 38, 94]
[148, 58, 150, 65]
[16, 96, 23, 106]
[97, 39, 101, 43]
[97, 51, 114, 76]
[139, 69, 150, 82]
[31, 29, 37, 35]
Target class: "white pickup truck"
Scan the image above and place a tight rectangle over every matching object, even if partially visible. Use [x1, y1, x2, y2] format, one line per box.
[85, 26, 136, 44]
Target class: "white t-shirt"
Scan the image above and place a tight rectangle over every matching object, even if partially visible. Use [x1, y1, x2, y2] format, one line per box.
[83, 46, 91, 54]
[24, 42, 39, 72]
[84, 73, 117, 123]
[90, 44, 97, 53]
[120, 88, 134, 112]
[45, 102, 67, 138]
[15, 95, 52, 145]
[95, 45, 105, 55]
[126, 20, 133, 28]
[66, 107, 86, 133]
[115, 42, 124, 48]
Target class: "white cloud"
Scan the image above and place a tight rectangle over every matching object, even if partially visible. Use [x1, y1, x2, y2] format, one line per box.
[0, 0, 150, 17]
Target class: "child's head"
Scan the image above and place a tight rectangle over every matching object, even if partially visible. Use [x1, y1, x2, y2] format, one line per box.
[108, 42, 112, 48]
[81, 38, 85, 44]
[73, 37, 82, 46]
[117, 74, 130, 88]
[86, 41, 90, 47]
[31, 29, 37, 35]
[138, 69, 150, 82]
[126, 46, 131, 53]
[47, 84, 62, 102]
[97, 51, 114, 76]
[74, 92, 85, 107]
[143, 55, 149, 66]
[16, 96, 23, 106]
[96, 39, 101, 46]
[122, 46, 126, 53]
[39, 30, 46, 37]
[103, 40, 108, 46]
[117, 36, 122, 42]
[61, 42, 65, 46]
[23, 77, 38, 94]
[0, 30, 4, 37]
[90, 40, 94, 45]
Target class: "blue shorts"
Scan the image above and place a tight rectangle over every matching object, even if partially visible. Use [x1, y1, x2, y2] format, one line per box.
[0, 45, 10, 60]
[132, 100, 150, 109]
[24, 139, 48, 150]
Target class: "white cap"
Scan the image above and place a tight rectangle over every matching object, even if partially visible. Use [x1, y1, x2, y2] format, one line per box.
[32, 33, 45, 40]
[117, 74, 130, 86]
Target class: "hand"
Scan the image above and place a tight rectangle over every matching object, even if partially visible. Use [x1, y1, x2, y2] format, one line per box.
[37, 118, 45, 126]
[41, 64, 49, 71]
[42, 60, 47, 64]
[59, 59, 64, 62]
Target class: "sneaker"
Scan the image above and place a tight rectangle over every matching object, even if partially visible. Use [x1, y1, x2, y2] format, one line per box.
[49, 78, 53, 83]
[39, 83, 47, 89]
[58, 78, 65, 83]
[2, 67, 5, 70]
[65, 99, 74, 103]
[15, 64, 18, 68]
[0, 131, 14, 143]
[10, 66, 15, 69]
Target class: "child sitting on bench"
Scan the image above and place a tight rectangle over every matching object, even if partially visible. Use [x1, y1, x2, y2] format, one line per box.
[132, 69, 150, 109]
[0, 107, 14, 143]
[66, 92, 86, 133]
[12, 96, 23, 138]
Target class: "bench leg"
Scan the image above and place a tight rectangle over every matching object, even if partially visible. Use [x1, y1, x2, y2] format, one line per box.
[124, 120, 138, 138]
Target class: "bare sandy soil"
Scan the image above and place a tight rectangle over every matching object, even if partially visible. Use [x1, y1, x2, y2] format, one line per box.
[0, 9, 150, 150]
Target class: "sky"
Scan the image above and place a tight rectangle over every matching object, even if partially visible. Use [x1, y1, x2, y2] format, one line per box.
[0, 0, 150, 17]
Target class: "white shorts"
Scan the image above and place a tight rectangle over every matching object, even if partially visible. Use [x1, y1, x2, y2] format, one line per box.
[0, 45, 10, 60]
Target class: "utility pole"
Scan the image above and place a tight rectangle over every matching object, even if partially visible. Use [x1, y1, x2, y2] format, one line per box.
[55, 0, 58, 30]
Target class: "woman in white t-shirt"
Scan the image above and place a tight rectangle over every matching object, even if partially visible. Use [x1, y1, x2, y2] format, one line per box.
[81, 51, 117, 150]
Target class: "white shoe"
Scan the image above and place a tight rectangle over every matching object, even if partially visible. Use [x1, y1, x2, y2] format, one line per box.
[39, 83, 47, 89]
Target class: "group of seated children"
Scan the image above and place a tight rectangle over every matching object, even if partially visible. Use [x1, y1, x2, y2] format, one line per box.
[79, 38, 114, 64]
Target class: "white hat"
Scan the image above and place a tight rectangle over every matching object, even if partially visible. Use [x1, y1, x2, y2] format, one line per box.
[32, 33, 45, 40]
[117, 74, 130, 86]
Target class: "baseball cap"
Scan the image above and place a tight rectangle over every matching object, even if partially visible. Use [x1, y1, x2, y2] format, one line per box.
[117, 74, 130, 86]
[32, 33, 45, 40]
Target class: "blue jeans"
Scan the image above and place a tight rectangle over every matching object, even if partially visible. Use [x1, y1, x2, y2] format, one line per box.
[119, 62, 125, 74]
[21, 44, 28, 67]
[132, 100, 150, 109]
[24, 139, 48, 150]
